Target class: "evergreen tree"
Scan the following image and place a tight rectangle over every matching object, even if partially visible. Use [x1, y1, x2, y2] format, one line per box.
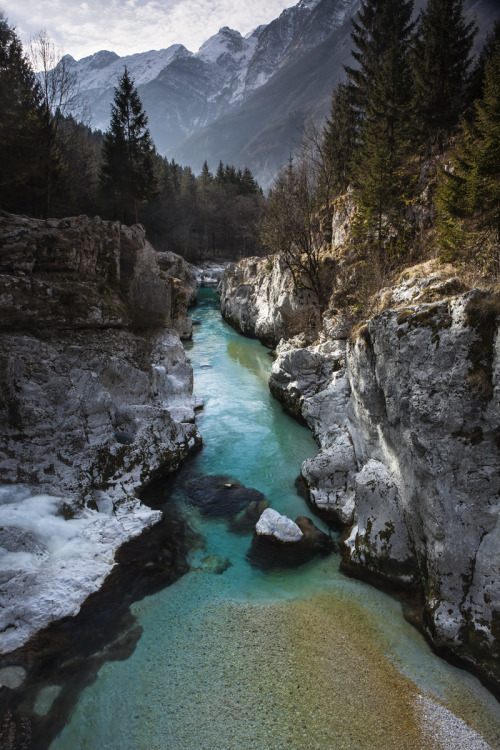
[100, 67, 156, 223]
[347, 0, 415, 261]
[321, 82, 357, 198]
[0, 15, 44, 213]
[180, 165, 197, 203]
[225, 164, 237, 185]
[437, 41, 500, 274]
[199, 160, 213, 187]
[466, 19, 500, 112]
[168, 159, 181, 195]
[215, 160, 225, 185]
[344, 0, 413, 118]
[240, 166, 258, 195]
[411, 0, 476, 154]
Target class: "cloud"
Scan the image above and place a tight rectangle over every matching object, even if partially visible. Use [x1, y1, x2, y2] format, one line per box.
[1, 0, 295, 60]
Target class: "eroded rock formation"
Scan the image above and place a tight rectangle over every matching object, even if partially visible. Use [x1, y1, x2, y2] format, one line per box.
[0, 212, 201, 652]
[219, 251, 500, 690]
[219, 255, 321, 347]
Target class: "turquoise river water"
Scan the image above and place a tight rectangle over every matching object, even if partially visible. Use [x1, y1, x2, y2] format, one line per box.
[51, 289, 500, 749]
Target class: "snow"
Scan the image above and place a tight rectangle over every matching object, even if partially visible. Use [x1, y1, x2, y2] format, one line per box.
[72, 44, 190, 91]
[0, 485, 161, 655]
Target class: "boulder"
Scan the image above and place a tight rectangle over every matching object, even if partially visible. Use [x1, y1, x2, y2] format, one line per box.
[228, 499, 270, 534]
[247, 510, 335, 570]
[255, 508, 303, 541]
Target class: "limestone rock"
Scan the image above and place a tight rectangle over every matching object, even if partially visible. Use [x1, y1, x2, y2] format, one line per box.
[343, 460, 420, 583]
[264, 277, 500, 685]
[255, 508, 304, 542]
[248, 511, 335, 570]
[228, 499, 270, 533]
[0, 211, 202, 653]
[219, 255, 321, 347]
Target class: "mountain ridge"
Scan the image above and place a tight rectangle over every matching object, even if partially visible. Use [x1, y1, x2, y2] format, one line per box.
[69, 0, 498, 188]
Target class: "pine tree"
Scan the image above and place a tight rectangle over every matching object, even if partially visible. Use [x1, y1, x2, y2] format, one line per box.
[411, 0, 476, 154]
[215, 160, 225, 185]
[437, 41, 500, 274]
[240, 166, 258, 195]
[0, 15, 44, 213]
[199, 160, 213, 187]
[100, 67, 156, 223]
[347, 0, 415, 262]
[345, 0, 413, 118]
[466, 19, 500, 112]
[180, 165, 197, 203]
[321, 82, 357, 198]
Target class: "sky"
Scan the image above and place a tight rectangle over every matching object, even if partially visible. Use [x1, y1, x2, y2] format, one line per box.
[1, 0, 295, 61]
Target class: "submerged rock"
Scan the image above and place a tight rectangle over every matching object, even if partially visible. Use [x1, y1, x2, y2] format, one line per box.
[185, 475, 267, 519]
[197, 554, 232, 575]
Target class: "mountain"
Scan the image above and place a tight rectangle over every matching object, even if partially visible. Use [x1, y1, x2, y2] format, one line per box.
[68, 0, 331, 139]
[69, 0, 498, 189]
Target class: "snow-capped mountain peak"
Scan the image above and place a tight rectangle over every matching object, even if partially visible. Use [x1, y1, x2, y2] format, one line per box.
[68, 0, 359, 164]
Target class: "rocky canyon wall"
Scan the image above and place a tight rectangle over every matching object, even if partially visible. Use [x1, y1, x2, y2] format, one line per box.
[0, 212, 201, 652]
[219, 253, 500, 691]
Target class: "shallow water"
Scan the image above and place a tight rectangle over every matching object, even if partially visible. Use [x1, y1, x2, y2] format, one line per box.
[51, 289, 500, 749]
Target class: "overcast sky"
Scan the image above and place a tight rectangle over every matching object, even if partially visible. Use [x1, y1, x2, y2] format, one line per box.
[1, 0, 295, 60]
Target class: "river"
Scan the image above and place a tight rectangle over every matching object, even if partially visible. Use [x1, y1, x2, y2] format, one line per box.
[51, 288, 500, 749]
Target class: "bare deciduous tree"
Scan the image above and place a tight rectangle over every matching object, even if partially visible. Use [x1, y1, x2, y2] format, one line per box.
[262, 156, 332, 313]
[30, 30, 87, 216]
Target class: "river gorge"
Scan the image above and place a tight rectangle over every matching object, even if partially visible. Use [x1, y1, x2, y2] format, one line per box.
[2, 288, 496, 749]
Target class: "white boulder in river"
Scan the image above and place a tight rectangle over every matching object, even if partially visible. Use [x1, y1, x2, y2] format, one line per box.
[255, 508, 304, 542]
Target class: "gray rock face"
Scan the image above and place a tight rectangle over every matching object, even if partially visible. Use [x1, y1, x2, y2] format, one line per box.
[219, 255, 320, 347]
[0, 212, 201, 653]
[220, 256, 500, 687]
